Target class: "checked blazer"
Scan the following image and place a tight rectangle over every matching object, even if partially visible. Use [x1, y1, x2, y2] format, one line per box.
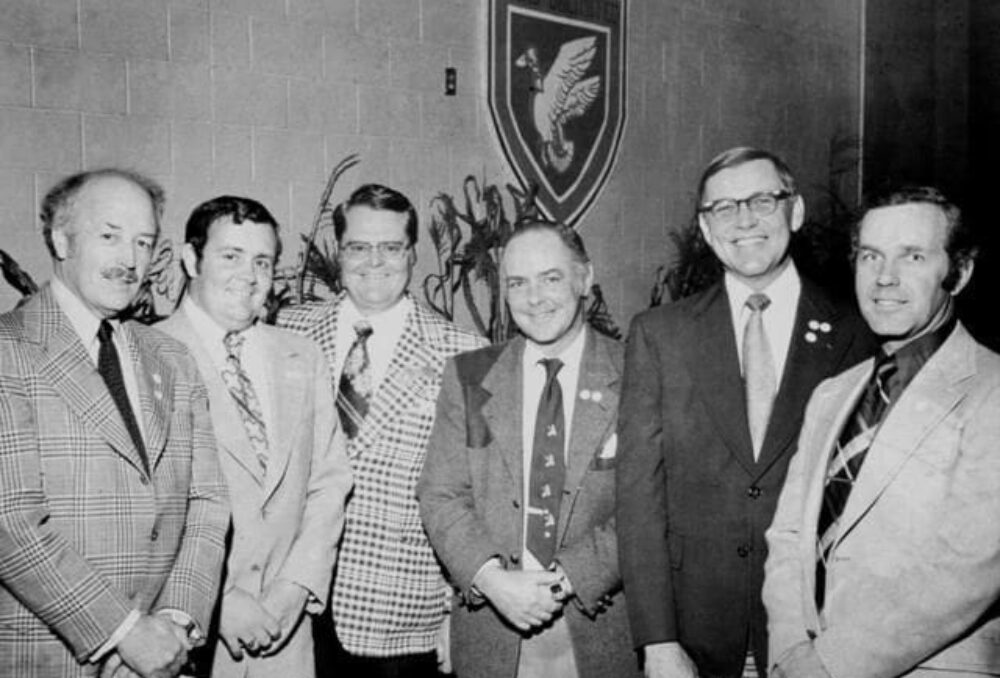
[0, 285, 230, 678]
[278, 292, 485, 657]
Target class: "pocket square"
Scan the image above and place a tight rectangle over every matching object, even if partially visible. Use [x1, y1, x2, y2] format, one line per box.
[591, 433, 617, 470]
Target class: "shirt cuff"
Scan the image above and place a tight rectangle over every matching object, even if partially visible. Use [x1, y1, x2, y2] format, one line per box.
[88, 609, 141, 663]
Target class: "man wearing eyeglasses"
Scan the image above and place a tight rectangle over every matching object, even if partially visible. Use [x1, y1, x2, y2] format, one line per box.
[617, 147, 875, 678]
[278, 183, 485, 677]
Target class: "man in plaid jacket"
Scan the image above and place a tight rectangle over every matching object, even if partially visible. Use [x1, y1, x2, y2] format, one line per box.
[0, 169, 230, 678]
[278, 184, 485, 677]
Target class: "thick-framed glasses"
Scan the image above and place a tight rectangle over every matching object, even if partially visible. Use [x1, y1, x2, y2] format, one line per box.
[340, 241, 411, 261]
[699, 190, 793, 223]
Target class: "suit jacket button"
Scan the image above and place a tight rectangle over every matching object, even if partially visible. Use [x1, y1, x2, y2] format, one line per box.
[737, 544, 751, 558]
[747, 486, 761, 499]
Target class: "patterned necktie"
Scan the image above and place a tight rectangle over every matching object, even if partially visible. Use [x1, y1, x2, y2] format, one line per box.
[743, 293, 776, 459]
[527, 358, 566, 568]
[97, 320, 149, 473]
[337, 320, 374, 439]
[815, 354, 898, 609]
[221, 331, 268, 476]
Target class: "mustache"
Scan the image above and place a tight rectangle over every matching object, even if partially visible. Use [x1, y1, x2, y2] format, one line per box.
[100, 266, 139, 284]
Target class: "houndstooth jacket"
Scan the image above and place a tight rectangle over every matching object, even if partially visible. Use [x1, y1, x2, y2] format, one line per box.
[278, 292, 485, 657]
[0, 285, 230, 678]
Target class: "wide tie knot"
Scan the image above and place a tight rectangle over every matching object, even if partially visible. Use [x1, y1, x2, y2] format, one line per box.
[746, 292, 771, 313]
[539, 357, 563, 385]
[97, 319, 114, 345]
[224, 330, 246, 356]
[354, 320, 373, 340]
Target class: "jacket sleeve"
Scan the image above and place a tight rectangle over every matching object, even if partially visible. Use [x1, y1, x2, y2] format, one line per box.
[615, 313, 676, 647]
[555, 506, 620, 617]
[417, 358, 506, 595]
[276, 349, 353, 613]
[0, 352, 133, 659]
[153, 364, 230, 631]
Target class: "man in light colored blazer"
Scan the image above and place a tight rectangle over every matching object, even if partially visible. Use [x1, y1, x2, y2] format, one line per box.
[159, 196, 353, 678]
[763, 185, 1000, 678]
[0, 169, 230, 678]
[277, 184, 485, 677]
[418, 222, 639, 678]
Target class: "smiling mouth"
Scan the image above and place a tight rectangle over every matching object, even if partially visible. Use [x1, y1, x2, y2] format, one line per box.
[731, 235, 767, 246]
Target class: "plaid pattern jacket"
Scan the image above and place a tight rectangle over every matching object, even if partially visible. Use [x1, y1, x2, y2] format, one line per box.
[0, 286, 230, 678]
[278, 293, 485, 657]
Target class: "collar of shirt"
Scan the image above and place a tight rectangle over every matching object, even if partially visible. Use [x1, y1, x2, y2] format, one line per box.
[725, 261, 801, 383]
[878, 306, 957, 403]
[181, 296, 274, 434]
[51, 275, 111, 365]
[335, 294, 412, 388]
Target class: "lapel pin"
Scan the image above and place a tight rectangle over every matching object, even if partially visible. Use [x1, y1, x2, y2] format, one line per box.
[579, 389, 591, 401]
[805, 332, 817, 343]
[590, 391, 602, 403]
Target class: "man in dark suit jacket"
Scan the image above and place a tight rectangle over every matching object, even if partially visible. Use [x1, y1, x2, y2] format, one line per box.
[418, 222, 639, 678]
[617, 147, 875, 678]
[0, 169, 229, 678]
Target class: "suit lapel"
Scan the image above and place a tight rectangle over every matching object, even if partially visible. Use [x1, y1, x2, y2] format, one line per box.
[261, 329, 309, 502]
[479, 338, 525, 493]
[692, 284, 755, 470]
[352, 302, 448, 454]
[28, 287, 147, 475]
[124, 325, 172, 469]
[559, 329, 620, 544]
[835, 328, 975, 545]
[163, 312, 264, 484]
[758, 282, 851, 470]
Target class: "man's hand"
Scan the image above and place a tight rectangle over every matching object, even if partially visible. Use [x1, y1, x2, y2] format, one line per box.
[644, 641, 699, 678]
[259, 580, 308, 656]
[473, 564, 564, 631]
[219, 588, 282, 660]
[114, 614, 188, 678]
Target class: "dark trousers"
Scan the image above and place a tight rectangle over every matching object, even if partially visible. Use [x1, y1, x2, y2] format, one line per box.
[314, 608, 444, 678]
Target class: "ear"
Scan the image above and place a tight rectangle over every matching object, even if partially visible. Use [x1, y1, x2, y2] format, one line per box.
[181, 243, 199, 278]
[582, 261, 595, 294]
[949, 259, 974, 296]
[51, 227, 71, 261]
[789, 194, 805, 233]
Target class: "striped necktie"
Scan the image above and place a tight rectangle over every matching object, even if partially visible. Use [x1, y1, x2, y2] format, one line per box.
[815, 354, 898, 609]
[221, 330, 269, 476]
[337, 321, 374, 439]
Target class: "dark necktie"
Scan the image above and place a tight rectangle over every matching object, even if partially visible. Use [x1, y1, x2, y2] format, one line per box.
[743, 292, 776, 459]
[221, 331, 269, 476]
[815, 354, 898, 609]
[526, 358, 565, 567]
[337, 321, 374, 439]
[97, 320, 149, 473]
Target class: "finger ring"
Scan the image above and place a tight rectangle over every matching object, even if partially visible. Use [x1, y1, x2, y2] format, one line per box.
[550, 583, 562, 596]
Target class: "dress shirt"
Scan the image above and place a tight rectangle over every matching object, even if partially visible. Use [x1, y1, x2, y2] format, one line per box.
[333, 295, 412, 389]
[51, 276, 145, 439]
[180, 297, 274, 437]
[725, 261, 801, 387]
[520, 327, 586, 571]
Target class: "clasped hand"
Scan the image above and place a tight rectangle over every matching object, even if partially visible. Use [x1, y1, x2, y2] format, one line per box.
[475, 566, 565, 632]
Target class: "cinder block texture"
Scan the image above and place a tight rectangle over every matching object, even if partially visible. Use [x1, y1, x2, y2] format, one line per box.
[0, 0, 864, 336]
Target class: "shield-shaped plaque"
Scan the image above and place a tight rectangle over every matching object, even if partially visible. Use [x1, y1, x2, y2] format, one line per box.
[489, 0, 627, 226]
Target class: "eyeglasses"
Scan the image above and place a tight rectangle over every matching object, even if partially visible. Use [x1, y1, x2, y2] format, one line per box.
[699, 190, 793, 223]
[339, 241, 411, 261]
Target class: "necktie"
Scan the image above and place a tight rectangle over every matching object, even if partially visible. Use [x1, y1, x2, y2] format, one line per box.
[337, 321, 374, 439]
[743, 293, 776, 459]
[527, 358, 565, 567]
[97, 320, 149, 473]
[221, 331, 269, 476]
[815, 354, 898, 609]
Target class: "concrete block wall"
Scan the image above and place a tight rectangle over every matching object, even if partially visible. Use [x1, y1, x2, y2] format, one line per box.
[0, 0, 862, 333]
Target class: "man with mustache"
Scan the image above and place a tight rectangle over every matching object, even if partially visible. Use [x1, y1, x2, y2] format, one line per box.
[617, 148, 875, 677]
[159, 196, 353, 678]
[763, 186, 1000, 678]
[0, 169, 230, 678]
